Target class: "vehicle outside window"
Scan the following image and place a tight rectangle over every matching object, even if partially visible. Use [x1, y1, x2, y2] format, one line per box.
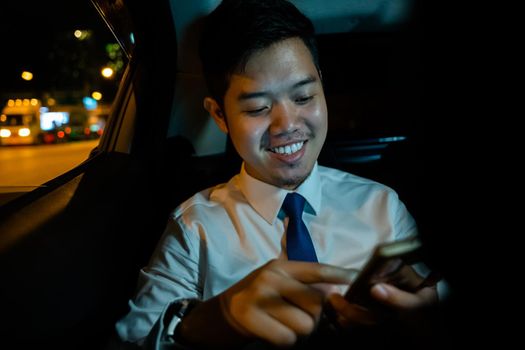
[0, 99, 42, 145]
[0, 98, 106, 145]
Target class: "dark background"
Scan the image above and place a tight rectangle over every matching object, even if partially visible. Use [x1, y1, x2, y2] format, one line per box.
[0, 1, 120, 99]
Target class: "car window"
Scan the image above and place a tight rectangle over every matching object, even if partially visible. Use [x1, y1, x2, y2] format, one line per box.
[0, 0, 131, 206]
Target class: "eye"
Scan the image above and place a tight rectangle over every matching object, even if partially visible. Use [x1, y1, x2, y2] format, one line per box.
[295, 95, 314, 105]
[245, 106, 269, 116]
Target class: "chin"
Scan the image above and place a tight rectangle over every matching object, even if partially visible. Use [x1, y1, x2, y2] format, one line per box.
[276, 169, 311, 189]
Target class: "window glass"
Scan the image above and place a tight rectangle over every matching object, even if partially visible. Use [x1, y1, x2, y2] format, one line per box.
[0, 1, 130, 205]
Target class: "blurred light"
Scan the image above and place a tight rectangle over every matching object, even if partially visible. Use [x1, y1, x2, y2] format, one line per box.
[90, 124, 100, 132]
[101, 67, 114, 78]
[40, 107, 49, 113]
[378, 136, 407, 143]
[0, 129, 11, 138]
[73, 29, 91, 40]
[15, 99, 22, 106]
[65, 127, 71, 134]
[0, 115, 6, 123]
[106, 43, 120, 59]
[21, 71, 33, 81]
[84, 127, 91, 135]
[43, 134, 56, 143]
[30, 98, 39, 106]
[47, 98, 56, 106]
[57, 131, 65, 139]
[7, 99, 15, 107]
[23, 99, 30, 106]
[82, 96, 97, 110]
[18, 128, 31, 137]
[130, 32, 135, 44]
[91, 91, 102, 100]
[40, 112, 69, 131]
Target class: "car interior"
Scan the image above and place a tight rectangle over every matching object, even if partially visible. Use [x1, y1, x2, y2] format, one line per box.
[0, 0, 423, 348]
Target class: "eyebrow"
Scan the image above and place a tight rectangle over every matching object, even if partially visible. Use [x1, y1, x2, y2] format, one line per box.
[237, 75, 318, 101]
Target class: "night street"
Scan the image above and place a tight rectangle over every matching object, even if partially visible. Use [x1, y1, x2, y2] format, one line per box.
[0, 140, 98, 186]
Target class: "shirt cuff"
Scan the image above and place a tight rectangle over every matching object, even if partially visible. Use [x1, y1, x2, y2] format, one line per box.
[144, 300, 200, 350]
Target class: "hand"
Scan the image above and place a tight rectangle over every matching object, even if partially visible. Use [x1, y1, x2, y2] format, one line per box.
[370, 283, 438, 309]
[370, 264, 438, 309]
[325, 293, 378, 328]
[218, 259, 355, 347]
[326, 265, 438, 328]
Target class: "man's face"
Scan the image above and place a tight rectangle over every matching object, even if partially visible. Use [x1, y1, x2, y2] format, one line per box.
[222, 37, 328, 189]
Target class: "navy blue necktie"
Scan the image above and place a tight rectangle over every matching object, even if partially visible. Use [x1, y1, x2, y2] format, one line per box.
[282, 193, 318, 262]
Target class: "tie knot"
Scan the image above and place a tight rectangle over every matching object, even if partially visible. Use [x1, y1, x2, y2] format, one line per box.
[282, 192, 306, 219]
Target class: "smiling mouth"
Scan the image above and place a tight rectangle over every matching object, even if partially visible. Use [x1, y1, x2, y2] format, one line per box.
[269, 141, 305, 155]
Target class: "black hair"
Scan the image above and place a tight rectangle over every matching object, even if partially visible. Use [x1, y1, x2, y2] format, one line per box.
[199, 0, 319, 106]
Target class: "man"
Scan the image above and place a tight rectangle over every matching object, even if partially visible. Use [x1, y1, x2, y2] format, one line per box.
[116, 0, 436, 348]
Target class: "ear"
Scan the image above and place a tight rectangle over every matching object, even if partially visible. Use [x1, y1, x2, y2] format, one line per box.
[204, 97, 228, 134]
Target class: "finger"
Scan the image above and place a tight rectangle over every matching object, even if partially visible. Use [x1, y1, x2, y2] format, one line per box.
[261, 296, 318, 337]
[327, 293, 377, 326]
[220, 291, 299, 346]
[221, 267, 325, 338]
[310, 282, 342, 296]
[262, 261, 359, 319]
[269, 260, 356, 285]
[370, 283, 438, 309]
[225, 282, 320, 343]
[240, 306, 299, 347]
[265, 272, 326, 320]
[394, 265, 428, 290]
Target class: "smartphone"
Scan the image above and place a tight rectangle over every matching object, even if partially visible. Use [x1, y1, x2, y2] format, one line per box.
[343, 235, 425, 311]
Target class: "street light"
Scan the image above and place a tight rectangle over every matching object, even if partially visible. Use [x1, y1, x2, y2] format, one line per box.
[73, 29, 91, 40]
[101, 67, 114, 79]
[21, 71, 33, 81]
[92, 91, 102, 100]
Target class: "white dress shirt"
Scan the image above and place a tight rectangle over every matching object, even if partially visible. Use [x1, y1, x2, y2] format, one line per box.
[116, 163, 417, 343]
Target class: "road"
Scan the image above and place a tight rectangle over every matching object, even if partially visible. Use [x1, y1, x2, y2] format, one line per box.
[0, 140, 99, 187]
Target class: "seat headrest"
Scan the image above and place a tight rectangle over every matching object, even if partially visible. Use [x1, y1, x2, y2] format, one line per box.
[169, 0, 415, 73]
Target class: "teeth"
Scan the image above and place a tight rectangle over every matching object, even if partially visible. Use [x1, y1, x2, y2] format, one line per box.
[272, 141, 304, 155]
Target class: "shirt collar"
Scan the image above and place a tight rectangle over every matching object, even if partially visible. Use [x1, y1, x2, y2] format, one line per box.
[238, 162, 322, 225]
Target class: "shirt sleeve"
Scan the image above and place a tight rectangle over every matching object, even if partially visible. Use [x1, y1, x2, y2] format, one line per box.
[389, 189, 418, 240]
[115, 215, 203, 344]
[139, 301, 195, 350]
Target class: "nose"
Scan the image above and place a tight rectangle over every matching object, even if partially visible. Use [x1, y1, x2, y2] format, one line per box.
[269, 102, 299, 136]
